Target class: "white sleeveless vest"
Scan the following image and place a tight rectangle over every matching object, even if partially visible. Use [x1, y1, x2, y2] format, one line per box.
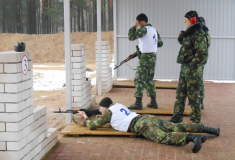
[138, 26, 158, 53]
[109, 103, 139, 132]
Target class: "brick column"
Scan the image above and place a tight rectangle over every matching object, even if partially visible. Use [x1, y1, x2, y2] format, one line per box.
[0, 51, 58, 160]
[71, 44, 96, 109]
[96, 41, 113, 94]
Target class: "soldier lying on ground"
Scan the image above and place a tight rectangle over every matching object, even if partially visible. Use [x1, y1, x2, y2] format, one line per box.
[77, 97, 220, 153]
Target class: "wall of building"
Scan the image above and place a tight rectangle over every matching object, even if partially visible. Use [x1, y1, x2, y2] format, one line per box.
[114, 0, 235, 80]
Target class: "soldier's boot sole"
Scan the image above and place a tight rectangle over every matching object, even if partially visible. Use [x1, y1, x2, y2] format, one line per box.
[128, 104, 143, 110]
[191, 135, 207, 153]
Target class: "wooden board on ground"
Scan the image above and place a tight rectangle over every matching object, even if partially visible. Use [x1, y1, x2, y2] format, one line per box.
[132, 105, 191, 116]
[60, 122, 205, 136]
[60, 123, 136, 137]
[113, 81, 178, 89]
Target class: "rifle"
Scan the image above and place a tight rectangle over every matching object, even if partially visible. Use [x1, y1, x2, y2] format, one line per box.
[53, 108, 101, 117]
[114, 46, 141, 70]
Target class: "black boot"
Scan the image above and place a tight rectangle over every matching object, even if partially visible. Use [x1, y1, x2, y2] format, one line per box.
[128, 97, 143, 110]
[147, 96, 158, 109]
[201, 98, 204, 109]
[202, 126, 220, 136]
[186, 134, 207, 153]
[168, 115, 183, 123]
[201, 103, 204, 110]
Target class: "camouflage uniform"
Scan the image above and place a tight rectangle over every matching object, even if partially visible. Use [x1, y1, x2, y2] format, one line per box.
[128, 24, 159, 98]
[201, 28, 211, 106]
[85, 109, 204, 146]
[172, 23, 208, 123]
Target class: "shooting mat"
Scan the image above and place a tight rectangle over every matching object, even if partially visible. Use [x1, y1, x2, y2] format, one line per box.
[113, 80, 178, 89]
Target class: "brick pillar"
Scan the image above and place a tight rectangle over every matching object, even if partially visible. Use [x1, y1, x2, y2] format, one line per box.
[71, 44, 96, 109]
[0, 51, 58, 160]
[96, 41, 113, 94]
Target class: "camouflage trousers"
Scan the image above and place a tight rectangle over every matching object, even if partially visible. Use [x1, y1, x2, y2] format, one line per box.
[131, 115, 204, 145]
[172, 65, 204, 123]
[134, 53, 156, 98]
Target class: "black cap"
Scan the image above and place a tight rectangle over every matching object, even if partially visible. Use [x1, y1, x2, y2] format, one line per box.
[136, 13, 148, 22]
[99, 97, 113, 108]
[14, 42, 26, 52]
[185, 10, 198, 21]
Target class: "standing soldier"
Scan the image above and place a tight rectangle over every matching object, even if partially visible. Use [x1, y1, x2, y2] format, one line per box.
[128, 13, 163, 110]
[198, 17, 211, 109]
[169, 11, 209, 123]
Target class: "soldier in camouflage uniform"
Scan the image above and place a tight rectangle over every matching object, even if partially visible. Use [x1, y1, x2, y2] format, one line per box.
[184, 17, 211, 110]
[77, 97, 220, 153]
[127, 13, 163, 110]
[169, 11, 209, 123]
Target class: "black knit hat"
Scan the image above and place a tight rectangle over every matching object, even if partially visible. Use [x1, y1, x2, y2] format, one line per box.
[136, 13, 148, 22]
[99, 97, 113, 108]
[185, 10, 198, 21]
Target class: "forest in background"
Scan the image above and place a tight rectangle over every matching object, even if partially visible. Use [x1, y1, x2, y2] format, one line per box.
[0, 0, 113, 34]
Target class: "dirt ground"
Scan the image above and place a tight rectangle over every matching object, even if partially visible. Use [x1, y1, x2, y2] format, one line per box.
[0, 31, 114, 71]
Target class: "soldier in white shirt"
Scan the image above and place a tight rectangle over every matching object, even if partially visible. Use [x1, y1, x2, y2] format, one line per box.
[77, 97, 220, 153]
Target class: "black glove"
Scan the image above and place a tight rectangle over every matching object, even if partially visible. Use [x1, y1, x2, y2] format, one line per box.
[178, 31, 187, 44]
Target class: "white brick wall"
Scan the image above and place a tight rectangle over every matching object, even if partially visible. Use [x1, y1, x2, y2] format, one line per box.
[0, 84, 4, 93]
[72, 50, 82, 57]
[71, 78, 86, 86]
[0, 142, 6, 150]
[73, 72, 86, 80]
[26, 123, 47, 143]
[7, 137, 27, 150]
[29, 70, 33, 78]
[0, 51, 21, 63]
[28, 61, 33, 70]
[0, 103, 5, 112]
[25, 79, 33, 90]
[5, 81, 26, 93]
[4, 63, 21, 73]
[73, 82, 86, 91]
[71, 44, 85, 51]
[71, 67, 86, 74]
[71, 56, 85, 63]
[0, 92, 22, 103]
[21, 89, 30, 101]
[6, 118, 27, 132]
[95, 49, 109, 54]
[0, 130, 23, 141]
[0, 73, 21, 83]
[0, 123, 5, 131]
[72, 61, 86, 69]
[21, 71, 30, 81]
[0, 64, 3, 73]
[0, 106, 31, 123]
[5, 96, 33, 113]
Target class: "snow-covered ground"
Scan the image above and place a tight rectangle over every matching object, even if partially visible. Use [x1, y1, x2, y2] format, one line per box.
[33, 65, 97, 91]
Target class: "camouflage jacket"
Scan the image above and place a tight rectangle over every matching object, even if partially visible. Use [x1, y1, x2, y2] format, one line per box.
[177, 23, 208, 69]
[128, 24, 163, 48]
[84, 109, 112, 130]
